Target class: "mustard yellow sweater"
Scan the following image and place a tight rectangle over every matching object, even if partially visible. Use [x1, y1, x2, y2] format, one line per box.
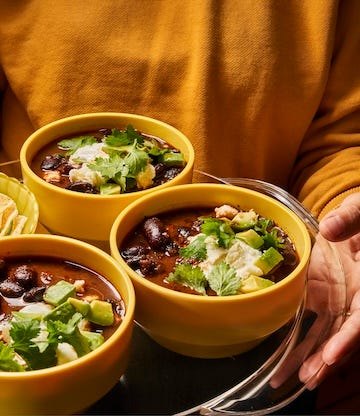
[1, 0, 360, 218]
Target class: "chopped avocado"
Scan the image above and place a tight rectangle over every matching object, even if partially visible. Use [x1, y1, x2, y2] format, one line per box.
[43, 280, 77, 306]
[231, 210, 258, 231]
[255, 246, 284, 274]
[100, 183, 121, 195]
[159, 152, 185, 167]
[236, 229, 264, 249]
[240, 275, 275, 293]
[67, 297, 90, 316]
[81, 330, 105, 350]
[87, 300, 114, 326]
[44, 301, 76, 323]
[68, 327, 92, 357]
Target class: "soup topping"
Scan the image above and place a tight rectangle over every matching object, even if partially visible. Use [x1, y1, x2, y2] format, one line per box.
[36, 125, 186, 194]
[121, 205, 298, 296]
[0, 256, 124, 372]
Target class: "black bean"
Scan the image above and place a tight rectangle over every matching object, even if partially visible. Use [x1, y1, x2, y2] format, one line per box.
[41, 154, 63, 170]
[0, 280, 25, 298]
[143, 217, 170, 250]
[59, 162, 73, 175]
[12, 265, 37, 288]
[66, 182, 96, 193]
[106, 298, 125, 317]
[98, 128, 112, 137]
[121, 245, 149, 268]
[154, 162, 167, 177]
[139, 257, 163, 276]
[162, 167, 182, 181]
[23, 286, 46, 303]
[121, 245, 149, 259]
[165, 242, 179, 257]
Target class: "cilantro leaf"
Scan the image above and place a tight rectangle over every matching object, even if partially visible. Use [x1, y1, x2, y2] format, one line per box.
[200, 217, 235, 248]
[255, 219, 285, 249]
[88, 153, 125, 179]
[0, 341, 25, 372]
[114, 168, 129, 192]
[103, 126, 144, 147]
[207, 261, 242, 296]
[166, 264, 208, 295]
[46, 313, 90, 357]
[147, 143, 166, 157]
[123, 147, 150, 178]
[179, 234, 207, 261]
[10, 318, 57, 370]
[21, 344, 57, 371]
[10, 318, 41, 351]
[57, 136, 97, 155]
[88, 144, 150, 192]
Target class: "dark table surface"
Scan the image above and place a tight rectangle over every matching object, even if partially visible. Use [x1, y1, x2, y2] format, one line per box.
[84, 322, 303, 415]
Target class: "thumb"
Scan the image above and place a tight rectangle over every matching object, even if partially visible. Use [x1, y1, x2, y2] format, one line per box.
[319, 193, 360, 242]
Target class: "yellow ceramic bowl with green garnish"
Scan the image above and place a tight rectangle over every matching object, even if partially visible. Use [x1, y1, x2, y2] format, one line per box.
[110, 183, 311, 358]
[20, 113, 194, 250]
[0, 234, 135, 415]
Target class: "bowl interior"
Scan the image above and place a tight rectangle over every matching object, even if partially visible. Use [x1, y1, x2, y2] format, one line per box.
[20, 112, 194, 197]
[111, 183, 311, 288]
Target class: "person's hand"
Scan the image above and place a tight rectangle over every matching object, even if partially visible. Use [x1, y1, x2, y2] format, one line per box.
[306, 193, 360, 383]
[271, 193, 360, 390]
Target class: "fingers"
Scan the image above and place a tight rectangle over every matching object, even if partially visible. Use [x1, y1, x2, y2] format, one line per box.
[320, 193, 360, 241]
[322, 308, 360, 366]
[298, 348, 327, 389]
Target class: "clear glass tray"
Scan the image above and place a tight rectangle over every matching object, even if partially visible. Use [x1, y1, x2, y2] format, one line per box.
[174, 172, 347, 415]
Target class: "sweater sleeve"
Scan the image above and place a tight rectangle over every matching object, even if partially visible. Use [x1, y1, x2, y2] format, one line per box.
[289, 0, 360, 220]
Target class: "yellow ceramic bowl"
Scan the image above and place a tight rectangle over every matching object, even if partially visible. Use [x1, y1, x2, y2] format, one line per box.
[0, 234, 135, 415]
[0, 173, 39, 235]
[20, 112, 194, 246]
[110, 183, 311, 359]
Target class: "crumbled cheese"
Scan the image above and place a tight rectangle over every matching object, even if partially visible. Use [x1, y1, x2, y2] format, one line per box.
[56, 343, 78, 365]
[19, 302, 53, 316]
[69, 143, 109, 164]
[225, 239, 263, 279]
[43, 170, 61, 183]
[200, 235, 227, 271]
[215, 205, 239, 219]
[0, 322, 11, 343]
[73, 279, 86, 293]
[197, 235, 263, 280]
[69, 164, 106, 188]
[136, 163, 156, 190]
